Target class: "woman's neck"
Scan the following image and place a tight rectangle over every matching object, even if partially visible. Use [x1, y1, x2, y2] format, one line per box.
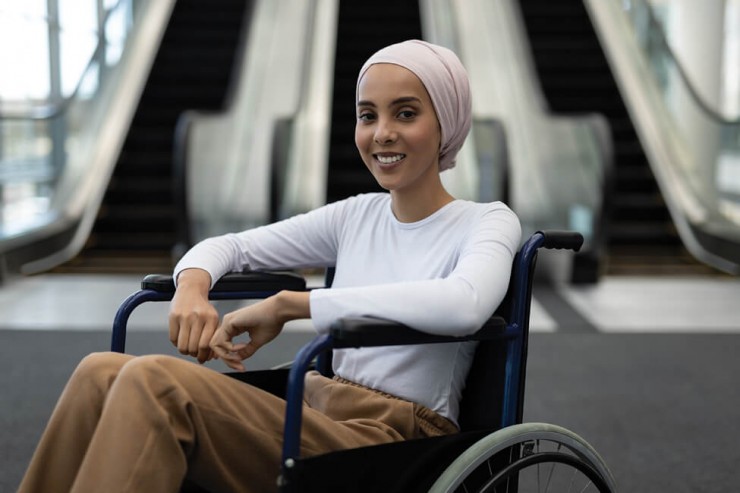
[390, 185, 455, 223]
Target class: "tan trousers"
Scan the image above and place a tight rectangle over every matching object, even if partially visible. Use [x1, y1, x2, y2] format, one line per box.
[17, 352, 457, 493]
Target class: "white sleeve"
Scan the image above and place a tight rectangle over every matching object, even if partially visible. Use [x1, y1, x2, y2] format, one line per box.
[173, 201, 347, 288]
[309, 206, 522, 336]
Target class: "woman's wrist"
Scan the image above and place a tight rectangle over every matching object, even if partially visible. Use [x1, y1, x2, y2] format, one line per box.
[175, 268, 212, 295]
[273, 290, 311, 323]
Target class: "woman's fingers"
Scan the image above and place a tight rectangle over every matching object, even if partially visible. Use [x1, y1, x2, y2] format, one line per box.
[210, 314, 250, 371]
[196, 317, 219, 364]
[176, 319, 192, 355]
[221, 347, 247, 371]
[168, 314, 179, 347]
[208, 299, 285, 371]
[210, 335, 247, 371]
[169, 299, 220, 359]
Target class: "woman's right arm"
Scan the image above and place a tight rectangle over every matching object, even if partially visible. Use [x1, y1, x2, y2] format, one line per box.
[167, 196, 352, 361]
[168, 268, 219, 363]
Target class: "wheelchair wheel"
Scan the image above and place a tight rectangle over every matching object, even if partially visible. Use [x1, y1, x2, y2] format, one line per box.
[428, 423, 616, 493]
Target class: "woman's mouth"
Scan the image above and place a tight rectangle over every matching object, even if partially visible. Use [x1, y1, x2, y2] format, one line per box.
[374, 153, 406, 168]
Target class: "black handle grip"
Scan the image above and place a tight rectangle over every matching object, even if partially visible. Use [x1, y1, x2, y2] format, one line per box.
[538, 230, 584, 252]
[141, 270, 306, 293]
[330, 316, 507, 348]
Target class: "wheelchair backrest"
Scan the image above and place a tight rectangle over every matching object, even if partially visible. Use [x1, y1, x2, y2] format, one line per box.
[457, 245, 538, 432]
[322, 236, 541, 433]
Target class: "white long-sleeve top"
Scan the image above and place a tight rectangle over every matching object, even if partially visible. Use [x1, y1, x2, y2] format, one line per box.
[174, 193, 521, 424]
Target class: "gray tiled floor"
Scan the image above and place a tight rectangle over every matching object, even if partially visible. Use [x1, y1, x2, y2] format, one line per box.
[560, 276, 740, 332]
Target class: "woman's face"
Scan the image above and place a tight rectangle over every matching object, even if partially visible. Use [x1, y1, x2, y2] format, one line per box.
[355, 63, 442, 196]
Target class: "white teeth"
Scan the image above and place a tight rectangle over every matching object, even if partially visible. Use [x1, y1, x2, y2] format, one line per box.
[376, 154, 405, 164]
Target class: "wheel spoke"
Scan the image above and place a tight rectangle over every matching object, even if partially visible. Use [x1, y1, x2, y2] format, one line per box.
[579, 481, 593, 493]
[543, 443, 561, 492]
[535, 441, 539, 493]
[506, 445, 514, 493]
[567, 465, 577, 492]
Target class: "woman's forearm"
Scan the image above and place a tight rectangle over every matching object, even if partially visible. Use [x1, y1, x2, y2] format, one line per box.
[273, 290, 311, 324]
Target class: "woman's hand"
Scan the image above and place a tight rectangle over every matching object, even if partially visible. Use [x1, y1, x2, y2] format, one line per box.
[168, 269, 219, 364]
[210, 291, 311, 371]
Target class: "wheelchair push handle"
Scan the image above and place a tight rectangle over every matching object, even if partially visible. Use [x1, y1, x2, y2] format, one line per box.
[537, 230, 584, 252]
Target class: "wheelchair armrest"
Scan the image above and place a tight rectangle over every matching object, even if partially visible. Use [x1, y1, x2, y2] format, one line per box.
[141, 270, 307, 293]
[330, 315, 508, 349]
[112, 271, 307, 354]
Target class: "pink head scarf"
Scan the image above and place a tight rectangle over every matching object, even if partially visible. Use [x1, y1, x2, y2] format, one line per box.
[357, 39, 472, 171]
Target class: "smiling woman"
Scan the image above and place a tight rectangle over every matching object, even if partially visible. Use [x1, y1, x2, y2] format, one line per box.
[17, 40, 521, 493]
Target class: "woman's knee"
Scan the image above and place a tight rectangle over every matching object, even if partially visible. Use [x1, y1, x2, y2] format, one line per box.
[118, 354, 185, 374]
[66, 352, 133, 398]
[114, 354, 191, 391]
[75, 351, 132, 379]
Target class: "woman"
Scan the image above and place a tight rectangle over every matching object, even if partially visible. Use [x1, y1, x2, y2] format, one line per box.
[18, 40, 521, 493]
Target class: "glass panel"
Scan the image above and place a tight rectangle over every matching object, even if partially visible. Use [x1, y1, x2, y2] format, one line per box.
[104, 4, 130, 66]
[620, 0, 740, 245]
[0, 13, 50, 101]
[0, 0, 140, 236]
[0, 119, 54, 232]
[724, 0, 740, 116]
[0, 0, 47, 16]
[59, 0, 99, 96]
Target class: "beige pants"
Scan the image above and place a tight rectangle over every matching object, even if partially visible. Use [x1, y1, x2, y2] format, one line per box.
[17, 352, 457, 493]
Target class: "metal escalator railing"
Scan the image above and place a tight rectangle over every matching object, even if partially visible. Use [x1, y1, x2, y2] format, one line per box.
[0, 0, 175, 275]
[626, 0, 739, 124]
[586, 0, 740, 274]
[277, 0, 338, 219]
[178, 0, 337, 250]
[422, 0, 507, 205]
[424, 0, 611, 283]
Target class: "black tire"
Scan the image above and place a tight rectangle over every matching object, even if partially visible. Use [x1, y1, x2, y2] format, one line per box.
[429, 423, 616, 493]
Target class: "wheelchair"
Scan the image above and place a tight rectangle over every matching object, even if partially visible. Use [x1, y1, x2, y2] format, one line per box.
[111, 230, 616, 492]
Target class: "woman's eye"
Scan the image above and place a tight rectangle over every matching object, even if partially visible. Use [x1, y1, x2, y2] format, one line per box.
[398, 110, 416, 120]
[358, 112, 375, 122]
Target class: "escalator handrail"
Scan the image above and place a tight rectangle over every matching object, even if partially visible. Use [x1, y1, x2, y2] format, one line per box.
[627, 0, 739, 125]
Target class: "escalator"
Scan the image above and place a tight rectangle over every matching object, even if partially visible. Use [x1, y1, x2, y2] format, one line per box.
[325, 0, 423, 203]
[54, 0, 252, 273]
[517, 0, 716, 274]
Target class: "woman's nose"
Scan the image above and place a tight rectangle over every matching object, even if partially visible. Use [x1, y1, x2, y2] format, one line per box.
[374, 119, 397, 144]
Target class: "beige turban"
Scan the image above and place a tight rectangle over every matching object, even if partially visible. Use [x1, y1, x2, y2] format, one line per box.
[357, 40, 472, 171]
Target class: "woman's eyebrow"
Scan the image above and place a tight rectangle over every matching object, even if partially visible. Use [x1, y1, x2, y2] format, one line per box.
[356, 96, 422, 108]
[390, 96, 422, 106]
